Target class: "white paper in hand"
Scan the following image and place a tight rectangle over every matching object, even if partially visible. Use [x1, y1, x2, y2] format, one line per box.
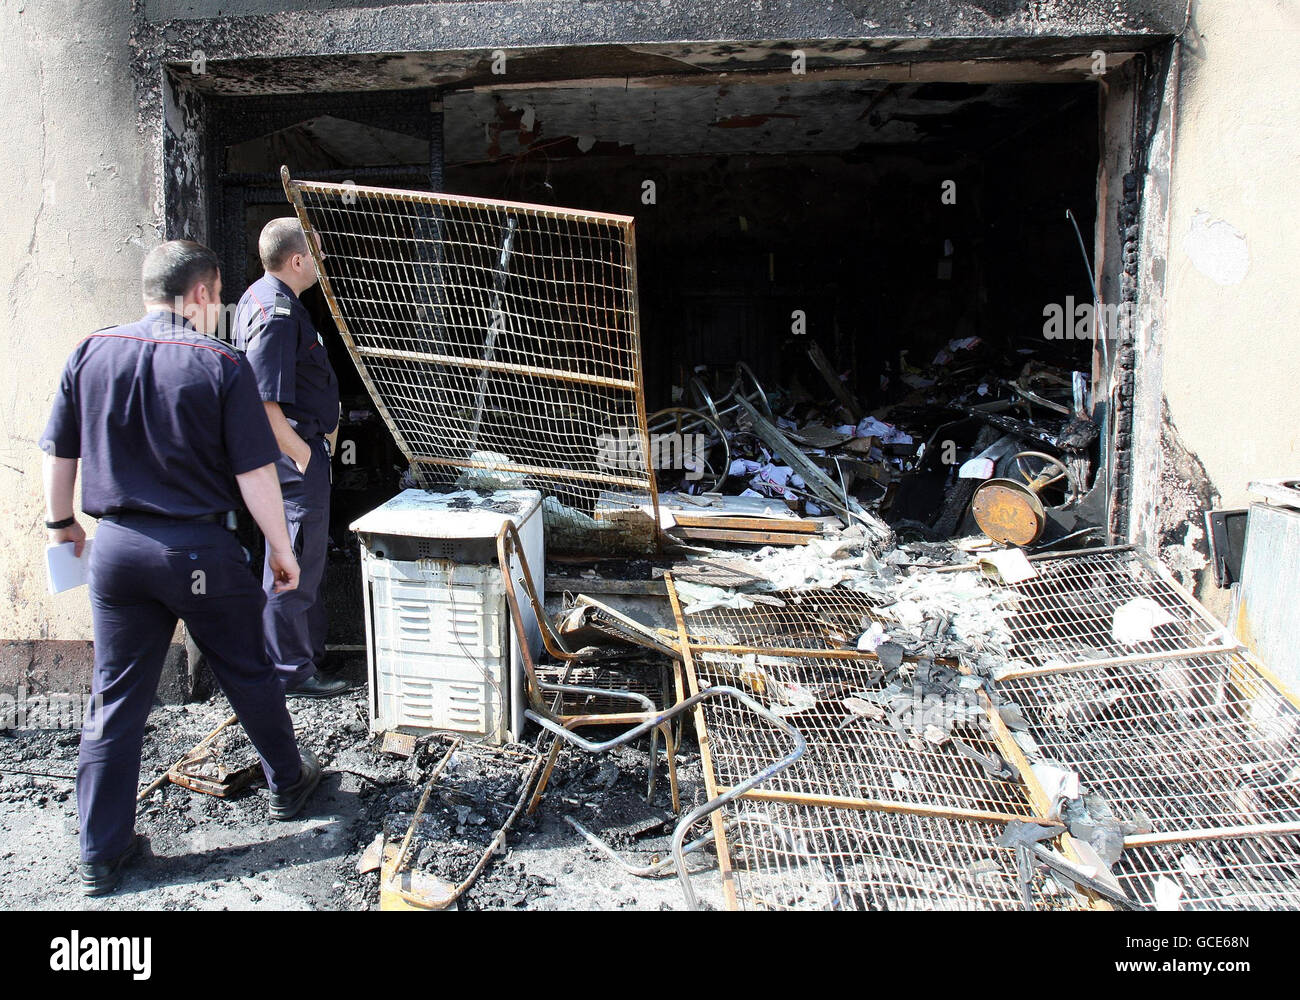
[46, 540, 92, 594]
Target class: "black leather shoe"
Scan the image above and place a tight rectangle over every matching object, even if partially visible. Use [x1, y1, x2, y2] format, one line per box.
[286, 673, 349, 698]
[80, 834, 141, 897]
[269, 749, 322, 821]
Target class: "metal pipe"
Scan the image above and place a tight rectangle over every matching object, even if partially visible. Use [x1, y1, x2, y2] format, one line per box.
[994, 643, 1244, 682]
[524, 683, 807, 910]
[564, 815, 724, 878]
[390, 738, 462, 877]
[1028, 526, 1107, 552]
[222, 165, 430, 185]
[469, 215, 519, 449]
[1124, 820, 1300, 849]
[2, 768, 75, 781]
[535, 681, 656, 713]
[931, 542, 1135, 573]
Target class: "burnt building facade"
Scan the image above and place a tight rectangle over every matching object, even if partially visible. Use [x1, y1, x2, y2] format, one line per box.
[3, 0, 1294, 698]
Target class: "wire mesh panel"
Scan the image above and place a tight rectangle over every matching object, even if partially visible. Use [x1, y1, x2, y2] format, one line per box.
[980, 547, 1233, 669]
[681, 586, 1036, 818]
[1112, 834, 1300, 910]
[683, 587, 893, 652]
[534, 660, 672, 717]
[667, 559, 1300, 911]
[281, 168, 658, 547]
[668, 575, 1060, 911]
[719, 797, 1072, 911]
[692, 648, 1036, 820]
[996, 652, 1300, 833]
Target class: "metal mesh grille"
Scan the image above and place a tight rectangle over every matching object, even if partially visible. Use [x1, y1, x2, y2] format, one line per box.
[983, 547, 1232, 668]
[706, 548, 1241, 671]
[720, 798, 1066, 911]
[1112, 834, 1300, 910]
[681, 587, 1034, 818]
[683, 587, 893, 653]
[997, 652, 1300, 833]
[667, 575, 1072, 911]
[535, 661, 672, 717]
[281, 170, 658, 538]
[669, 551, 1300, 911]
[692, 648, 1035, 820]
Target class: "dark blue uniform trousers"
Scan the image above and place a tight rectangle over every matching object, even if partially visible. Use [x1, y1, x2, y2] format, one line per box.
[79, 516, 302, 864]
[263, 435, 331, 688]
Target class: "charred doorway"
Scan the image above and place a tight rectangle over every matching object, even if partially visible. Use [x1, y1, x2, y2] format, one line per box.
[202, 76, 1109, 564]
[440, 79, 1103, 542]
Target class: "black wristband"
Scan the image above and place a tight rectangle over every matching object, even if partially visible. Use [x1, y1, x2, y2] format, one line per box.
[45, 516, 76, 530]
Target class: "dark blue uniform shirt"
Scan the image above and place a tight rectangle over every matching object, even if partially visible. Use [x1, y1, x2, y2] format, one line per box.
[39, 310, 281, 519]
[233, 274, 339, 442]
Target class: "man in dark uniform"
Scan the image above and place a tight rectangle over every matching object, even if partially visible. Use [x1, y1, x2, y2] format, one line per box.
[41, 240, 323, 896]
[234, 218, 346, 698]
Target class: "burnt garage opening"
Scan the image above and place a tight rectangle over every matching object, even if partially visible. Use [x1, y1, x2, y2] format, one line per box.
[193, 63, 1112, 655]
[444, 80, 1098, 412]
[441, 79, 1102, 535]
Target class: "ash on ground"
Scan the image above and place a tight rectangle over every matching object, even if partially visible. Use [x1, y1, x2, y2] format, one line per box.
[0, 677, 724, 911]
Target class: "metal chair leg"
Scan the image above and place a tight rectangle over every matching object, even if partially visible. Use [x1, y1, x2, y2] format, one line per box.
[646, 724, 660, 802]
[663, 722, 681, 813]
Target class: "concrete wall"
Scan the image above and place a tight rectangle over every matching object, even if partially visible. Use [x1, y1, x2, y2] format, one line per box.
[1134, 0, 1300, 614]
[0, 0, 158, 689]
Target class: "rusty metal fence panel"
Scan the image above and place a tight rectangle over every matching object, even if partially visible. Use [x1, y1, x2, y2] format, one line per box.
[995, 652, 1300, 834]
[668, 548, 1300, 911]
[981, 546, 1235, 670]
[666, 578, 1079, 911]
[281, 168, 659, 548]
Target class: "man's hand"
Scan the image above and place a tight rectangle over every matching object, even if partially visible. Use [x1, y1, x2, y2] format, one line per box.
[236, 462, 297, 574]
[267, 546, 300, 593]
[290, 437, 312, 476]
[264, 401, 312, 475]
[48, 518, 86, 558]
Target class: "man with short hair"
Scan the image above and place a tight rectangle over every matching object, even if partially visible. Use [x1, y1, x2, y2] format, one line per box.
[41, 239, 323, 896]
[234, 218, 345, 698]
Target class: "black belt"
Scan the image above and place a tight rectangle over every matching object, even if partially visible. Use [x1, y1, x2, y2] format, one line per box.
[103, 511, 228, 525]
